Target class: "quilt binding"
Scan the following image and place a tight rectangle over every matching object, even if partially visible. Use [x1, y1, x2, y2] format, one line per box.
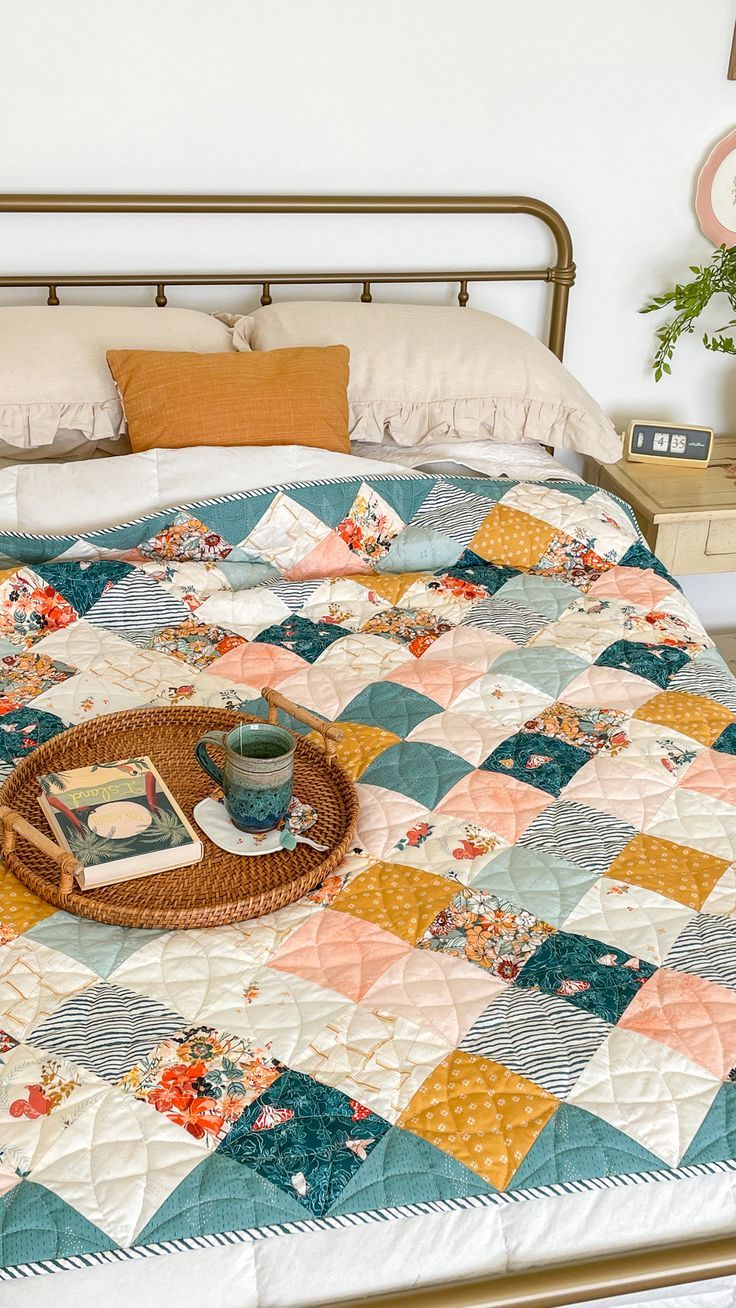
[2, 1154, 736, 1282]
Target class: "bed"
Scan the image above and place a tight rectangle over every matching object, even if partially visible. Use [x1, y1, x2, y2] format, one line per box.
[0, 195, 734, 1308]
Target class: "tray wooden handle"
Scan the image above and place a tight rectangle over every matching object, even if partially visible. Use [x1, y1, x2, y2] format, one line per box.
[261, 686, 343, 765]
[0, 804, 82, 895]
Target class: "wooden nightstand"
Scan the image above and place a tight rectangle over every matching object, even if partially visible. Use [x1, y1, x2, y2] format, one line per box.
[583, 437, 736, 575]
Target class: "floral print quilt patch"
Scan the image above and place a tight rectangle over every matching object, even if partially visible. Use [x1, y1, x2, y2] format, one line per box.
[0, 472, 735, 1281]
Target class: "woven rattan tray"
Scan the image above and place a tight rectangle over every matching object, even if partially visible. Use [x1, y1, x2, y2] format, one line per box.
[0, 689, 358, 930]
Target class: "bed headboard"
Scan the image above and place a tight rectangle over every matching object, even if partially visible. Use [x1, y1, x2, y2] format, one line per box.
[0, 193, 575, 359]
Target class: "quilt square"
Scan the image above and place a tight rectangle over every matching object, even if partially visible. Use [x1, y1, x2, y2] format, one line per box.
[481, 730, 590, 796]
[437, 770, 553, 844]
[561, 752, 675, 831]
[472, 845, 599, 927]
[0, 706, 67, 766]
[373, 654, 483, 716]
[566, 1026, 721, 1166]
[595, 640, 691, 688]
[27, 668, 150, 726]
[393, 813, 510, 883]
[562, 878, 696, 967]
[470, 505, 558, 570]
[561, 664, 659, 715]
[238, 492, 332, 572]
[133, 512, 233, 563]
[254, 614, 353, 664]
[360, 605, 455, 659]
[517, 800, 637, 874]
[336, 484, 405, 565]
[354, 784, 430, 860]
[28, 1083, 209, 1244]
[84, 571, 192, 644]
[409, 482, 499, 547]
[118, 1024, 282, 1146]
[34, 561, 133, 615]
[665, 913, 736, 992]
[29, 981, 187, 1084]
[146, 618, 246, 670]
[679, 746, 736, 805]
[681, 1083, 736, 1167]
[358, 741, 473, 809]
[331, 862, 456, 946]
[269, 909, 411, 1002]
[329, 721, 401, 778]
[521, 701, 629, 756]
[463, 596, 545, 645]
[217, 1068, 390, 1216]
[642, 788, 736, 865]
[460, 986, 611, 1098]
[491, 646, 590, 700]
[713, 721, 736, 756]
[398, 1048, 559, 1189]
[0, 569, 78, 648]
[339, 681, 440, 737]
[593, 832, 729, 912]
[418, 886, 555, 982]
[0, 1042, 108, 1176]
[510, 1102, 668, 1189]
[406, 709, 514, 767]
[513, 931, 656, 1023]
[207, 639, 306, 691]
[669, 656, 736, 716]
[0, 938, 97, 1041]
[290, 1004, 451, 1122]
[0, 651, 76, 714]
[633, 691, 735, 748]
[618, 968, 736, 1079]
[452, 670, 554, 726]
[363, 947, 505, 1046]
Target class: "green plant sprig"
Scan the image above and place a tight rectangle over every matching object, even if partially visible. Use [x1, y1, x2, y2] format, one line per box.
[641, 244, 736, 379]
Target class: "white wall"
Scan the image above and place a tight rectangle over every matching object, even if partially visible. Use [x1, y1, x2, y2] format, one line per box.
[1, 0, 736, 627]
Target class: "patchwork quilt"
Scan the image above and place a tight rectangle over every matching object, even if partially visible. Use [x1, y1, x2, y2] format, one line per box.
[0, 472, 735, 1283]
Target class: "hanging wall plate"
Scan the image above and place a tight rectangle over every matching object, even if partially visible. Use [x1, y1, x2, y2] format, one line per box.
[696, 127, 736, 246]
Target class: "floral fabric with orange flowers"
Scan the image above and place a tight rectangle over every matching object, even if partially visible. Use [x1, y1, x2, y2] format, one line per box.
[0, 471, 735, 1284]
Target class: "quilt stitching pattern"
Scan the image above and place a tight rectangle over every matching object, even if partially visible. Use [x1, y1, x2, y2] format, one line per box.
[0, 473, 734, 1276]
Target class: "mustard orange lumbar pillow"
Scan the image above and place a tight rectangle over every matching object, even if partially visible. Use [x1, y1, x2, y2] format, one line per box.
[106, 344, 350, 454]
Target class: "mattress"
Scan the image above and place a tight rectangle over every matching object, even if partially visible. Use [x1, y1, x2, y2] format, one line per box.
[0, 453, 734, 1305]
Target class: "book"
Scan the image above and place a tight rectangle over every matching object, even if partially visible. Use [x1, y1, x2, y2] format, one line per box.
[37, 756, 203, 890]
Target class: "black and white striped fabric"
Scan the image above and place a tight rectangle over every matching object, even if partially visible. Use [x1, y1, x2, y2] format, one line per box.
[518, 801, 638, 875]
[666, 914, 736, 992]
[28, 982, 186, 1083]
[667, 660, 736, 716]
[85, 573, 192, 643]
[410, 482, 497, 546]
[465, 596, 547, 645]
[460, 987, 611, 1098]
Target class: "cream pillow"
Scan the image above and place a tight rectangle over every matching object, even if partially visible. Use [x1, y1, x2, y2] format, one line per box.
[233, 301, 621, 461]
[0, 307, 234, 457]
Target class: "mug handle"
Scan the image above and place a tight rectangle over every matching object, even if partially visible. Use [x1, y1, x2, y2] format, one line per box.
[195, 730, 228, 788]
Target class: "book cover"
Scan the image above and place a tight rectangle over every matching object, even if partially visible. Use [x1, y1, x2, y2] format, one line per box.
[37, 756, 202, 888]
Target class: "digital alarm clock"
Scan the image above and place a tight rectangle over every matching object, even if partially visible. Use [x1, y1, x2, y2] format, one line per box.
[625, 421, 714, 467]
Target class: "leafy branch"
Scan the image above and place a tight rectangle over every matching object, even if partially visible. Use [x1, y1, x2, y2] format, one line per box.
[641, 244, 736, 379]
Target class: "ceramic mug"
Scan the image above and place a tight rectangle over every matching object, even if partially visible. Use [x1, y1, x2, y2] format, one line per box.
[195, 721, 295, 833]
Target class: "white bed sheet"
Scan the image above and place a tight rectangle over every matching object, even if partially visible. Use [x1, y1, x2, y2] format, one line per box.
[0, 440, 577, 537]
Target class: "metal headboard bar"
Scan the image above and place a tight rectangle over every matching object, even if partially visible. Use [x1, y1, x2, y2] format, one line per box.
[0, 193, 575, 359]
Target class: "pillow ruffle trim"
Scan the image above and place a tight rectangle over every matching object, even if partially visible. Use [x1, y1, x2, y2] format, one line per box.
[0, 399, 123, 449]
[348, 396, 621, 462]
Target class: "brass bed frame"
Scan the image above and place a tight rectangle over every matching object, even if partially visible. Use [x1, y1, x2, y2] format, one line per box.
[0, 192, 733, 1308]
